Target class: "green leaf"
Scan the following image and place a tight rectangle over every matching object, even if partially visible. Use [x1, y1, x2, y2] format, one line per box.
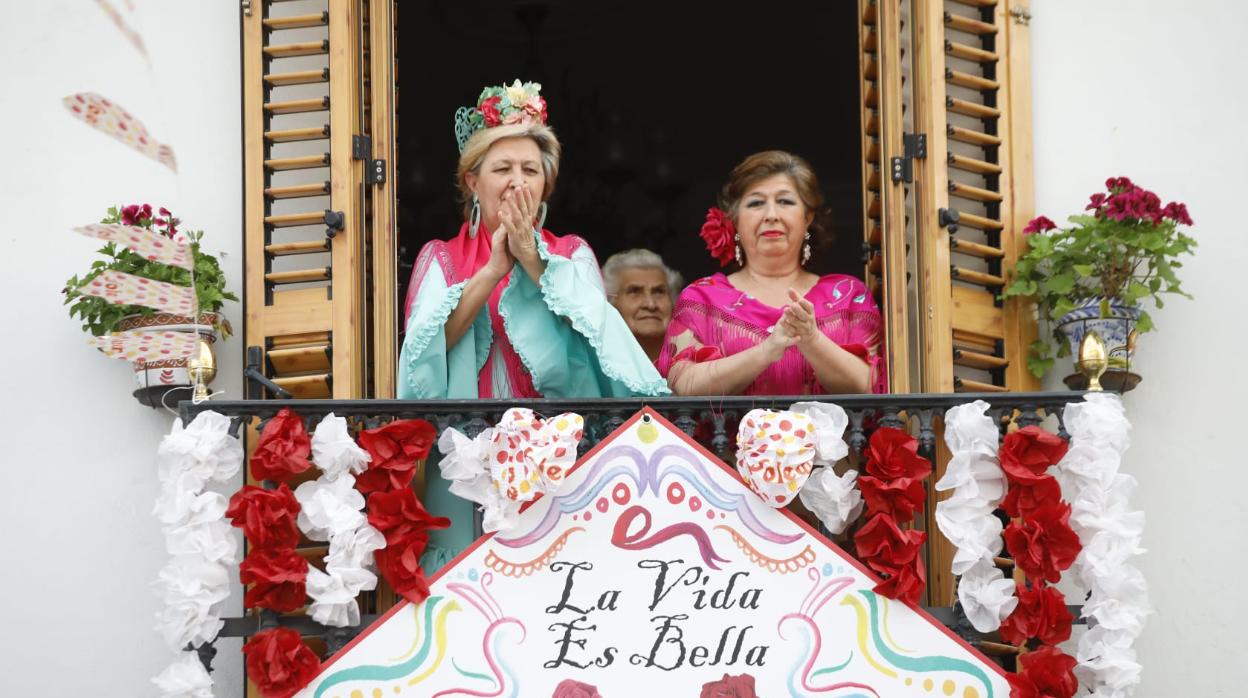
[1136, 311, 1154, 333]
[1043, 273, 1076, 295]
[1073, 264, 1095, 277]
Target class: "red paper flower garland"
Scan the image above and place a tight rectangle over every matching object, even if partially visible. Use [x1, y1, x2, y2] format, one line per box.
[853, 427, 932, 605]
[227, 407, 319, 698]
[997, 426, 1080, 698]
[358, 418, 449, 604]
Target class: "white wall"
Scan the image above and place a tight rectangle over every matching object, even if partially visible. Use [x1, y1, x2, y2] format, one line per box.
[0, 1, 246, 695]
[1, 1, 1243, 696]
[1032, 2, 1248, 695]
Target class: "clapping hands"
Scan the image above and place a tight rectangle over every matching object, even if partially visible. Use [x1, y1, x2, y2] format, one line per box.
[497, 184, 540, 266]
[763, 289, 819, 363]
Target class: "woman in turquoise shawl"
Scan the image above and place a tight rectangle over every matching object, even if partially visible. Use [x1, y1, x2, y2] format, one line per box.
[399, 81, 669, 568]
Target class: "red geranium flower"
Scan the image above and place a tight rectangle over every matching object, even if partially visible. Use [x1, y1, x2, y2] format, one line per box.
[243, 627, 321, 698]
[356, 419, 437, 494]
[366, 486, 450, 544]
[999, 426, 1068, 485]
[225, 483, 301, 550]
[858, 474, 926, 522]
[700, 207, 737, 267]
[1003, 502, 1081, 583]
[1001, 475, 1062, 519]
[250, 408, 312, 483]
[1022, 216, 1057, 235]
[240, 548, 309, 612]
[480, 95, 503, 127]
[1105, 176, 1134, 192]
[999, 581, 1073, 646]
[1007, 645, 1079, 698]
[1162, 201, 1193, 226]
[1085, 192, 1107, 212]
[864, 427, 933, 481]
[374, 529, 438, 604]
[699, 673, 758, 698]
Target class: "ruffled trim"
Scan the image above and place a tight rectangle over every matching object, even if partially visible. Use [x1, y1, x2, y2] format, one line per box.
[401, 279, 470, 398]
[500, 231, 670, 397]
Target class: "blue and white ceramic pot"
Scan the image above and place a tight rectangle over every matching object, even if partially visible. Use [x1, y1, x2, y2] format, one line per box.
[1056, 298, 1140, 370]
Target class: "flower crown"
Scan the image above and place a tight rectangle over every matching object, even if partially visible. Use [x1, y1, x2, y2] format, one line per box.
[453, 80, 549, 153]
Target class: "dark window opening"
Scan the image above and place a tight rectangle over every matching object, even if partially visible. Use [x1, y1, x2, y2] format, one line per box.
[396, 0, 862, 322]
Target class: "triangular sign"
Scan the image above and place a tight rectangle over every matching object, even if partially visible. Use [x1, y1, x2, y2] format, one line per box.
[299, 408, 1009, 697]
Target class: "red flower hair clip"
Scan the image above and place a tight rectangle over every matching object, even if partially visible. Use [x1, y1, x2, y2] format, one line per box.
[700, 207, 737, 267]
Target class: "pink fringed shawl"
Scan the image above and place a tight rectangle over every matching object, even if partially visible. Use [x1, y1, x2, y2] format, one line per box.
[403, 222, 585, 398]
[656, 273, 888, 395]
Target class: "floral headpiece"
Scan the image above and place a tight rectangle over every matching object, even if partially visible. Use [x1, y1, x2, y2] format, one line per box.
[700, 207, 737, 267]
[454, 79, 548, 153]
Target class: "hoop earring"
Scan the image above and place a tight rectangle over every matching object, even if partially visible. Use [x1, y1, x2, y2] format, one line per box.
[468, 194, 481, 238]
[802, 231, 812, 266]
[535, 201, 548, 232]
[734, 233, 743, 267]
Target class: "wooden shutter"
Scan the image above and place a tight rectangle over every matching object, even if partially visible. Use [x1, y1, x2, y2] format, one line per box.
[910, 0, 1039, 395]
[242, 0, 367, 400]
[858, 0, 914, 393]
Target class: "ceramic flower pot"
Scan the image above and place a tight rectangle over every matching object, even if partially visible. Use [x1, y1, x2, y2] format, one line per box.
[1056, 299, 1141, 391]
[117, 312, 222, 407]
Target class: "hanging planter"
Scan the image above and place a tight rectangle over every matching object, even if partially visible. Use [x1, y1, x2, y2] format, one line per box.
[121, 311, 226, 407]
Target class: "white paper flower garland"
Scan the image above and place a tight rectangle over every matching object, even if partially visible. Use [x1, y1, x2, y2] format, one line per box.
[792, 402, 863, 535]
[295, 413, 385, 627]
[1055, 394, 1148, 697]
[152, 410, 243, 697]
[936, 400, 1018, 632]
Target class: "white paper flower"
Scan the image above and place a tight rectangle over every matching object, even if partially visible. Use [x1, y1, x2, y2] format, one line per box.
[325, 524, 386, 572]
[164, 519, 239, 564]
[790, 401, 850, 464]
[957, 559, 1019, 632]
[153, 650, 214, 698]
[306, 567, 362, 627]
[158, 411, 243, 485]
[798, 467, 863, 535]
[295, 475, 367, 541]
[311, 413, 371, 479]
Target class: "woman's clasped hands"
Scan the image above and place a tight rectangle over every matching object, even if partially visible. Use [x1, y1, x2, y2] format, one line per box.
[763, 288, 821, 362]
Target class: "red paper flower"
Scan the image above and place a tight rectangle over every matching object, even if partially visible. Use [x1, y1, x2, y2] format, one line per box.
[1022, 216, 1057, 235]
[366, 486, 451, 544]
[999, 582, 1073, 646]
[1006, 645, 1079, 698]
[374, 529, 437, 604]
[1001, 476, 1062, 519]
[1004, 502, 1081, 583]
[552, 679, 602, 698]
[226, 483, 301, 550]
[700, 207, 737, 267]
[864, 427, 933, 482]
[873, 552, 927, 606]
[242, 627, 321, 698]
[251, 408, 311, 483]
[480, 95, 503, 127]
[999, 426, 1068, 485]
[356, 419, 437, 494]
[700, 673, 758, 698]
[858, 474, 926, 522]
[240, 548, 309, 612]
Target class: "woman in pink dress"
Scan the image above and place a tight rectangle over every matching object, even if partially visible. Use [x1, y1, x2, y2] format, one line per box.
[658, 150, 887, 395]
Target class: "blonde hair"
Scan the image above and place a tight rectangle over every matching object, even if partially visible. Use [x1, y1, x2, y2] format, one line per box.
[456, 123, 562, 220]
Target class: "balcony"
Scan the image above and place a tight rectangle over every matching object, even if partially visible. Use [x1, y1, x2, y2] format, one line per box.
[179, 390, 1088, 675]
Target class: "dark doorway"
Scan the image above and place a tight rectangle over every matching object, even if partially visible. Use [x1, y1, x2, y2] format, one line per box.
[396, 0, 862, 310]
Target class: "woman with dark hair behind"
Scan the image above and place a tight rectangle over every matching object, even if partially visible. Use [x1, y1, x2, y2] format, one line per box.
[659, 150, 886, 395]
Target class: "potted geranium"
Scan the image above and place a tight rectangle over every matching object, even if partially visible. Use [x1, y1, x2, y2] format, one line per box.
[1002, 177, 1196, 388]
[63, 204, 237, 405]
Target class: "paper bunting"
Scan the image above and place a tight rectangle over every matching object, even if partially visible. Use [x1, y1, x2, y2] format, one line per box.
[94, 0, 148, 58]
[81, 269, 196, 316]
[63, 92, 177, 172]
[75, 223, 192, 270]
[91, 329, 200, 362]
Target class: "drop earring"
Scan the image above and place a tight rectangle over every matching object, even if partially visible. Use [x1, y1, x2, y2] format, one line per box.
[734, 233, 743, 267]
[801, 231, 812, 266]
[468, 194, 481, 238]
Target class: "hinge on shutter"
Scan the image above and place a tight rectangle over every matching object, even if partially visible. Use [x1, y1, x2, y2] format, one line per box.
[352, 135, 386, 185]
[890, 133, 927, 184]
[324, 210, 345, 239]
[352, 135, 371, 161]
